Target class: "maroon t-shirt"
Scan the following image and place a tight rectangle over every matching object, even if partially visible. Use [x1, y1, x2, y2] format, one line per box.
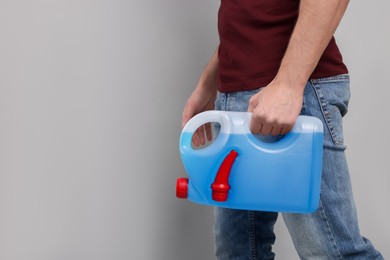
[217, 0, 348, 92]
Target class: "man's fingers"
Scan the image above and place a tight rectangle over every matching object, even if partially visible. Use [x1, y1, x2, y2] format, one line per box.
[205, 123, 213, 141]
[262, 122, 295, 136]
[280, 125, 292, 136]
[192, 131, 200, 147]
[192, 125, 208, 147]
[260, 123, 273, 136]
[270, 126, 282, 136]
[250, 117, 263, 134]
[251, 117, 292, 136]
[197, 126, 206, 145]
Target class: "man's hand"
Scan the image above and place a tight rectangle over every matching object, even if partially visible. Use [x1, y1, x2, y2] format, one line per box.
[248, 0, 349, 136]
[248, 79, 304, 136]
[182, 86, 217, 147]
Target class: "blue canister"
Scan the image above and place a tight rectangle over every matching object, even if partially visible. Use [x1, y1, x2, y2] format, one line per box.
[176, 111, 323, 213]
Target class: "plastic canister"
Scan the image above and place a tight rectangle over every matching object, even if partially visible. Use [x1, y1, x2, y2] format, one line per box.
[176, 111, 324, 213]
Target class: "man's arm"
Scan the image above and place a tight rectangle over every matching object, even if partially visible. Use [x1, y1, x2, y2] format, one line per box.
[182, 48, 219, 146]
[249, 0, 350, 136]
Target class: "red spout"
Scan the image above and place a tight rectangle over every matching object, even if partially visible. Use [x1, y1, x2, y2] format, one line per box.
[211, 150, 238, 202]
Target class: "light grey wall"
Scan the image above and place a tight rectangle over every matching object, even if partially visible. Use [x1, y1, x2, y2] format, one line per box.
[336, 0, 390, 256]
[0, 1, 388, 260]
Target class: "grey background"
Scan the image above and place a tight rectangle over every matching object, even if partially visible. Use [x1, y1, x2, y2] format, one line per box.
[0, 0, 388, 259]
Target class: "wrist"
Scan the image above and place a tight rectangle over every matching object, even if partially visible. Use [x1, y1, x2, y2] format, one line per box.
[274, 64, 310, 93]
[270, 74, 306, 97]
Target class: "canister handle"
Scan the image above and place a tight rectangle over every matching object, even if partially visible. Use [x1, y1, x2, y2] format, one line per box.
[244, 113, 323, 150]
[180, 111, 230, 151]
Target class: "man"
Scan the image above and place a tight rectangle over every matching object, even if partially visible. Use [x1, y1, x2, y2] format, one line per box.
[182, 0, 384, 259]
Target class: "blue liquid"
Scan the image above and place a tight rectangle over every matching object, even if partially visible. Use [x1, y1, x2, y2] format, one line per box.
[180, 131, 323, 213]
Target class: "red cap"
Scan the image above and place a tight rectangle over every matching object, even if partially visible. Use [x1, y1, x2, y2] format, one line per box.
[176, 178, 189, 199]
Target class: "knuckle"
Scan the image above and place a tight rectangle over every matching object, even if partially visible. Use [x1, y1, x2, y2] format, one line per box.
[251, 113, 260, 122]
[253, 109, 265, 120]
[266, 116, 277, 125]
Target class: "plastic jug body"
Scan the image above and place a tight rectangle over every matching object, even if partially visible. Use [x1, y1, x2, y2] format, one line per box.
[178, 111, 323, 213]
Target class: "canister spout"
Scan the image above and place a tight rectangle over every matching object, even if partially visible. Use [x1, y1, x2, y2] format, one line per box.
[211, 150, 238, 202]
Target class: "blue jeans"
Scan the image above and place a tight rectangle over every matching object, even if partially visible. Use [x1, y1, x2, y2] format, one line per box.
[213, 75, 383, 259]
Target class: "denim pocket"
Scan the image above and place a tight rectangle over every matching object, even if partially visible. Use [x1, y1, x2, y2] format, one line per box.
[309, 75, 351, 146]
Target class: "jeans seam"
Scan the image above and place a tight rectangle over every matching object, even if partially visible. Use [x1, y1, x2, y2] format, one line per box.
[318, 198, 343, 260]
[300, 89, 308, 116]
[311, 74, 349, 83]
[223, 93, 227, 111]
[309, 80, 341, 146]
[249, 211, 257, 260]
[227, 93, 232, 111]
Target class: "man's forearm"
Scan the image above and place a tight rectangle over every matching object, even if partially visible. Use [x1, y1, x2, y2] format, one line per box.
[182, 48, 219, 130]
[276, 0, 350, 89]
[197, 48, 219, 90]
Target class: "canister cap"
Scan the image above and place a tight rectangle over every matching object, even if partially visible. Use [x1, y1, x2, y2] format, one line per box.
[176, 178, 189, 199]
